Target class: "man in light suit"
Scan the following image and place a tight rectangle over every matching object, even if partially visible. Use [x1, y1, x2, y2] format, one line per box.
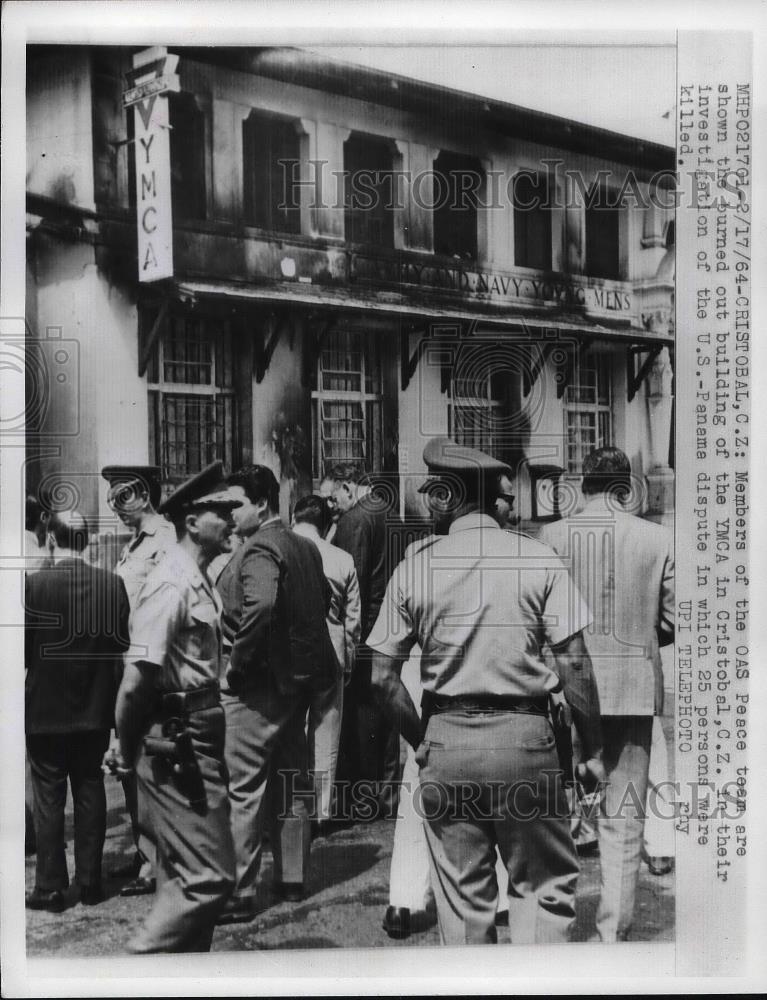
[540, 447, 674, 942]
[292, 494, 361, 832]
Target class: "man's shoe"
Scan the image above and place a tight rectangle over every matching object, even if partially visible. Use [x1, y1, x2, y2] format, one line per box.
[216, 896, 257, 925]
[119, 876, 156, 897]
[79, 885, 104, 906]
[26, 888, 66, 913]
[647, 856, 673, 876]
[383, 905, 411, 939]
[274, 881, 304, 903]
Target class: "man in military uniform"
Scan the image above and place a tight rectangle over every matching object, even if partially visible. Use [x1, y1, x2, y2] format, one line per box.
[113, 461, 241, 953]
[101, 465, 176, 896]
[368, 438, 606, 946]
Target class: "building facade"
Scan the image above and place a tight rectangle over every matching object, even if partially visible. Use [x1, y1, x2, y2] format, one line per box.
[25, 45, 675, 541]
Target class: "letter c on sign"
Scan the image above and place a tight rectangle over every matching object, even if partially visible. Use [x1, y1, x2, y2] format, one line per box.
[142, 206, 158, 234]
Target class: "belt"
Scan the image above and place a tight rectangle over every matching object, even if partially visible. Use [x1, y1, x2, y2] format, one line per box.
[422, 692, 549, 717]
[160, 684, 220, 715]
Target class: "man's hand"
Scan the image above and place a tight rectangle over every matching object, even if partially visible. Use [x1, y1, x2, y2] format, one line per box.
[577, 755, 608, 792]
[103, 744, 133, 780]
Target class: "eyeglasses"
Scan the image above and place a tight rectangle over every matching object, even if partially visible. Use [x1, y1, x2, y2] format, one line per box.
[497, 493, 515, 505]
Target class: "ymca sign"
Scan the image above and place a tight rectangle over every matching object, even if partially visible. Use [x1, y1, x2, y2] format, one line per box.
[123, 47, 180, 282]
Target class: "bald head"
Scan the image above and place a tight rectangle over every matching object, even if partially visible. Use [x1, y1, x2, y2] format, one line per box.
[48, 510, 90, 554]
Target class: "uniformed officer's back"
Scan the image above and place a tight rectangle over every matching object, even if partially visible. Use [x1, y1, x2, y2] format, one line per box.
[368, 438, 605, 947]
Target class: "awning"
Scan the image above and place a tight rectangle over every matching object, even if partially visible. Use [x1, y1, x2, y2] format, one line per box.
[171, 278, 673, 347]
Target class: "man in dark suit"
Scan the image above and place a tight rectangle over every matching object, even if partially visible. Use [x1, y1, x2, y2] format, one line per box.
[328, 463, 400, 820]
[216, 465, 337, 923]
[25, 511, 130, 912]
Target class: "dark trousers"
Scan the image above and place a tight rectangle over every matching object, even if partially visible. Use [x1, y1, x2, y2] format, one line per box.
[26, 729, 110, 891]
[336, 651, 402, 819]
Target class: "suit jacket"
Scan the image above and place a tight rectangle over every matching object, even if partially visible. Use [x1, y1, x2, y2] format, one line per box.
[304, 533, 361, 676]
[25, 557, 130, 733]
[217, 519, 336, 693]
[333, 497, 387, 641]
[540, 499, 674, 716]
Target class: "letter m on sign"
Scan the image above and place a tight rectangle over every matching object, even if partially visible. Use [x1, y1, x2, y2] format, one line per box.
[124, 47, 180, 282]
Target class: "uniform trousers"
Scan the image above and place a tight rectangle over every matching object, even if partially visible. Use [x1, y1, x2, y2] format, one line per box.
[222, 677, 326, 898]
[596, 715, 653, 942]
[388, 654, 510, 915]
[419, 709, 579, 946]
[130, 706, 236, 953]
[26, 730, 110, 892]
[307, 661, 344, 822]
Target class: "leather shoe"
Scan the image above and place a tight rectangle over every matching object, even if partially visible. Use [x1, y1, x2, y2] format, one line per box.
[647, 856, 673, 876]
[80, 885, 104, 906]
[274, 881, 304, 903]
[383, 905, 411, 939]
[119, 876, 156, 897]
[26, 888, 66, 913]
[216, 896, 257, 925]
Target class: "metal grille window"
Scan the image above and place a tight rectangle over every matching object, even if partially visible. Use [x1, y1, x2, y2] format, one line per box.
[312, 330, 382, 477]
[563, 351, 613, 474]
[449, 372, 505, 458]
[146, 312, 236, 485]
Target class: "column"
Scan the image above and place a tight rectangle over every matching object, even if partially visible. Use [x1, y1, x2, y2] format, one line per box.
[643, 318, 674, 525]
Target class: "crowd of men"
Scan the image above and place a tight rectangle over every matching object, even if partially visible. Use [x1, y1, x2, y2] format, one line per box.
[24, 441, 674, 951]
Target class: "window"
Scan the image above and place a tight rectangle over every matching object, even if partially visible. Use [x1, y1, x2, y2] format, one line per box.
[563, 351, 612, 474]
[312, 330, 383, 477]
[585, 181, 621, 279]
[243, 112, 301, 233]
[513, 172, 552, 270]
[344, 133, 394, 248]
[168, 92, 206, 220]
[146, 311, 236, 485]
[433, 150, 481, 260]
[449, 370, 506, 458]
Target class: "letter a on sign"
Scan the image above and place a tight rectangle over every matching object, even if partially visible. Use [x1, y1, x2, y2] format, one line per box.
[124, 47, 179, 282]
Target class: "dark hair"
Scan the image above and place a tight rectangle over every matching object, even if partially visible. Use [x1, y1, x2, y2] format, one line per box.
[581, 447, 632, 498]
[147, 479, 162, 510]
[26, 495, 44, 533]
[293, 494, 332, 536]
[48, 510, 90, 553]
[228, 464, 279, 511]
[328, 462, 366, 486]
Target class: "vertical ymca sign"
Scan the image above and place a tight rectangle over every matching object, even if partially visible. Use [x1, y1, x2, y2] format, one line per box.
[123, 47, 180, 282]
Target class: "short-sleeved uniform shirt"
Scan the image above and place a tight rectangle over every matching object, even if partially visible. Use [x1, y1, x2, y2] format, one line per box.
[366, 512, 591, 699]
[115, 513, 177, 608]
[127, 543, 224, 693]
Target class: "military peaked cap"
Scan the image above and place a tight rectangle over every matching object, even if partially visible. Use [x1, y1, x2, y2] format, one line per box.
[417, 437, 510, 492]
[158, 461, 242, 519]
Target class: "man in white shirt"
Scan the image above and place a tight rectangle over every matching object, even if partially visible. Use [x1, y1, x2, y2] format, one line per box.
[293, 495, 361, 831]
